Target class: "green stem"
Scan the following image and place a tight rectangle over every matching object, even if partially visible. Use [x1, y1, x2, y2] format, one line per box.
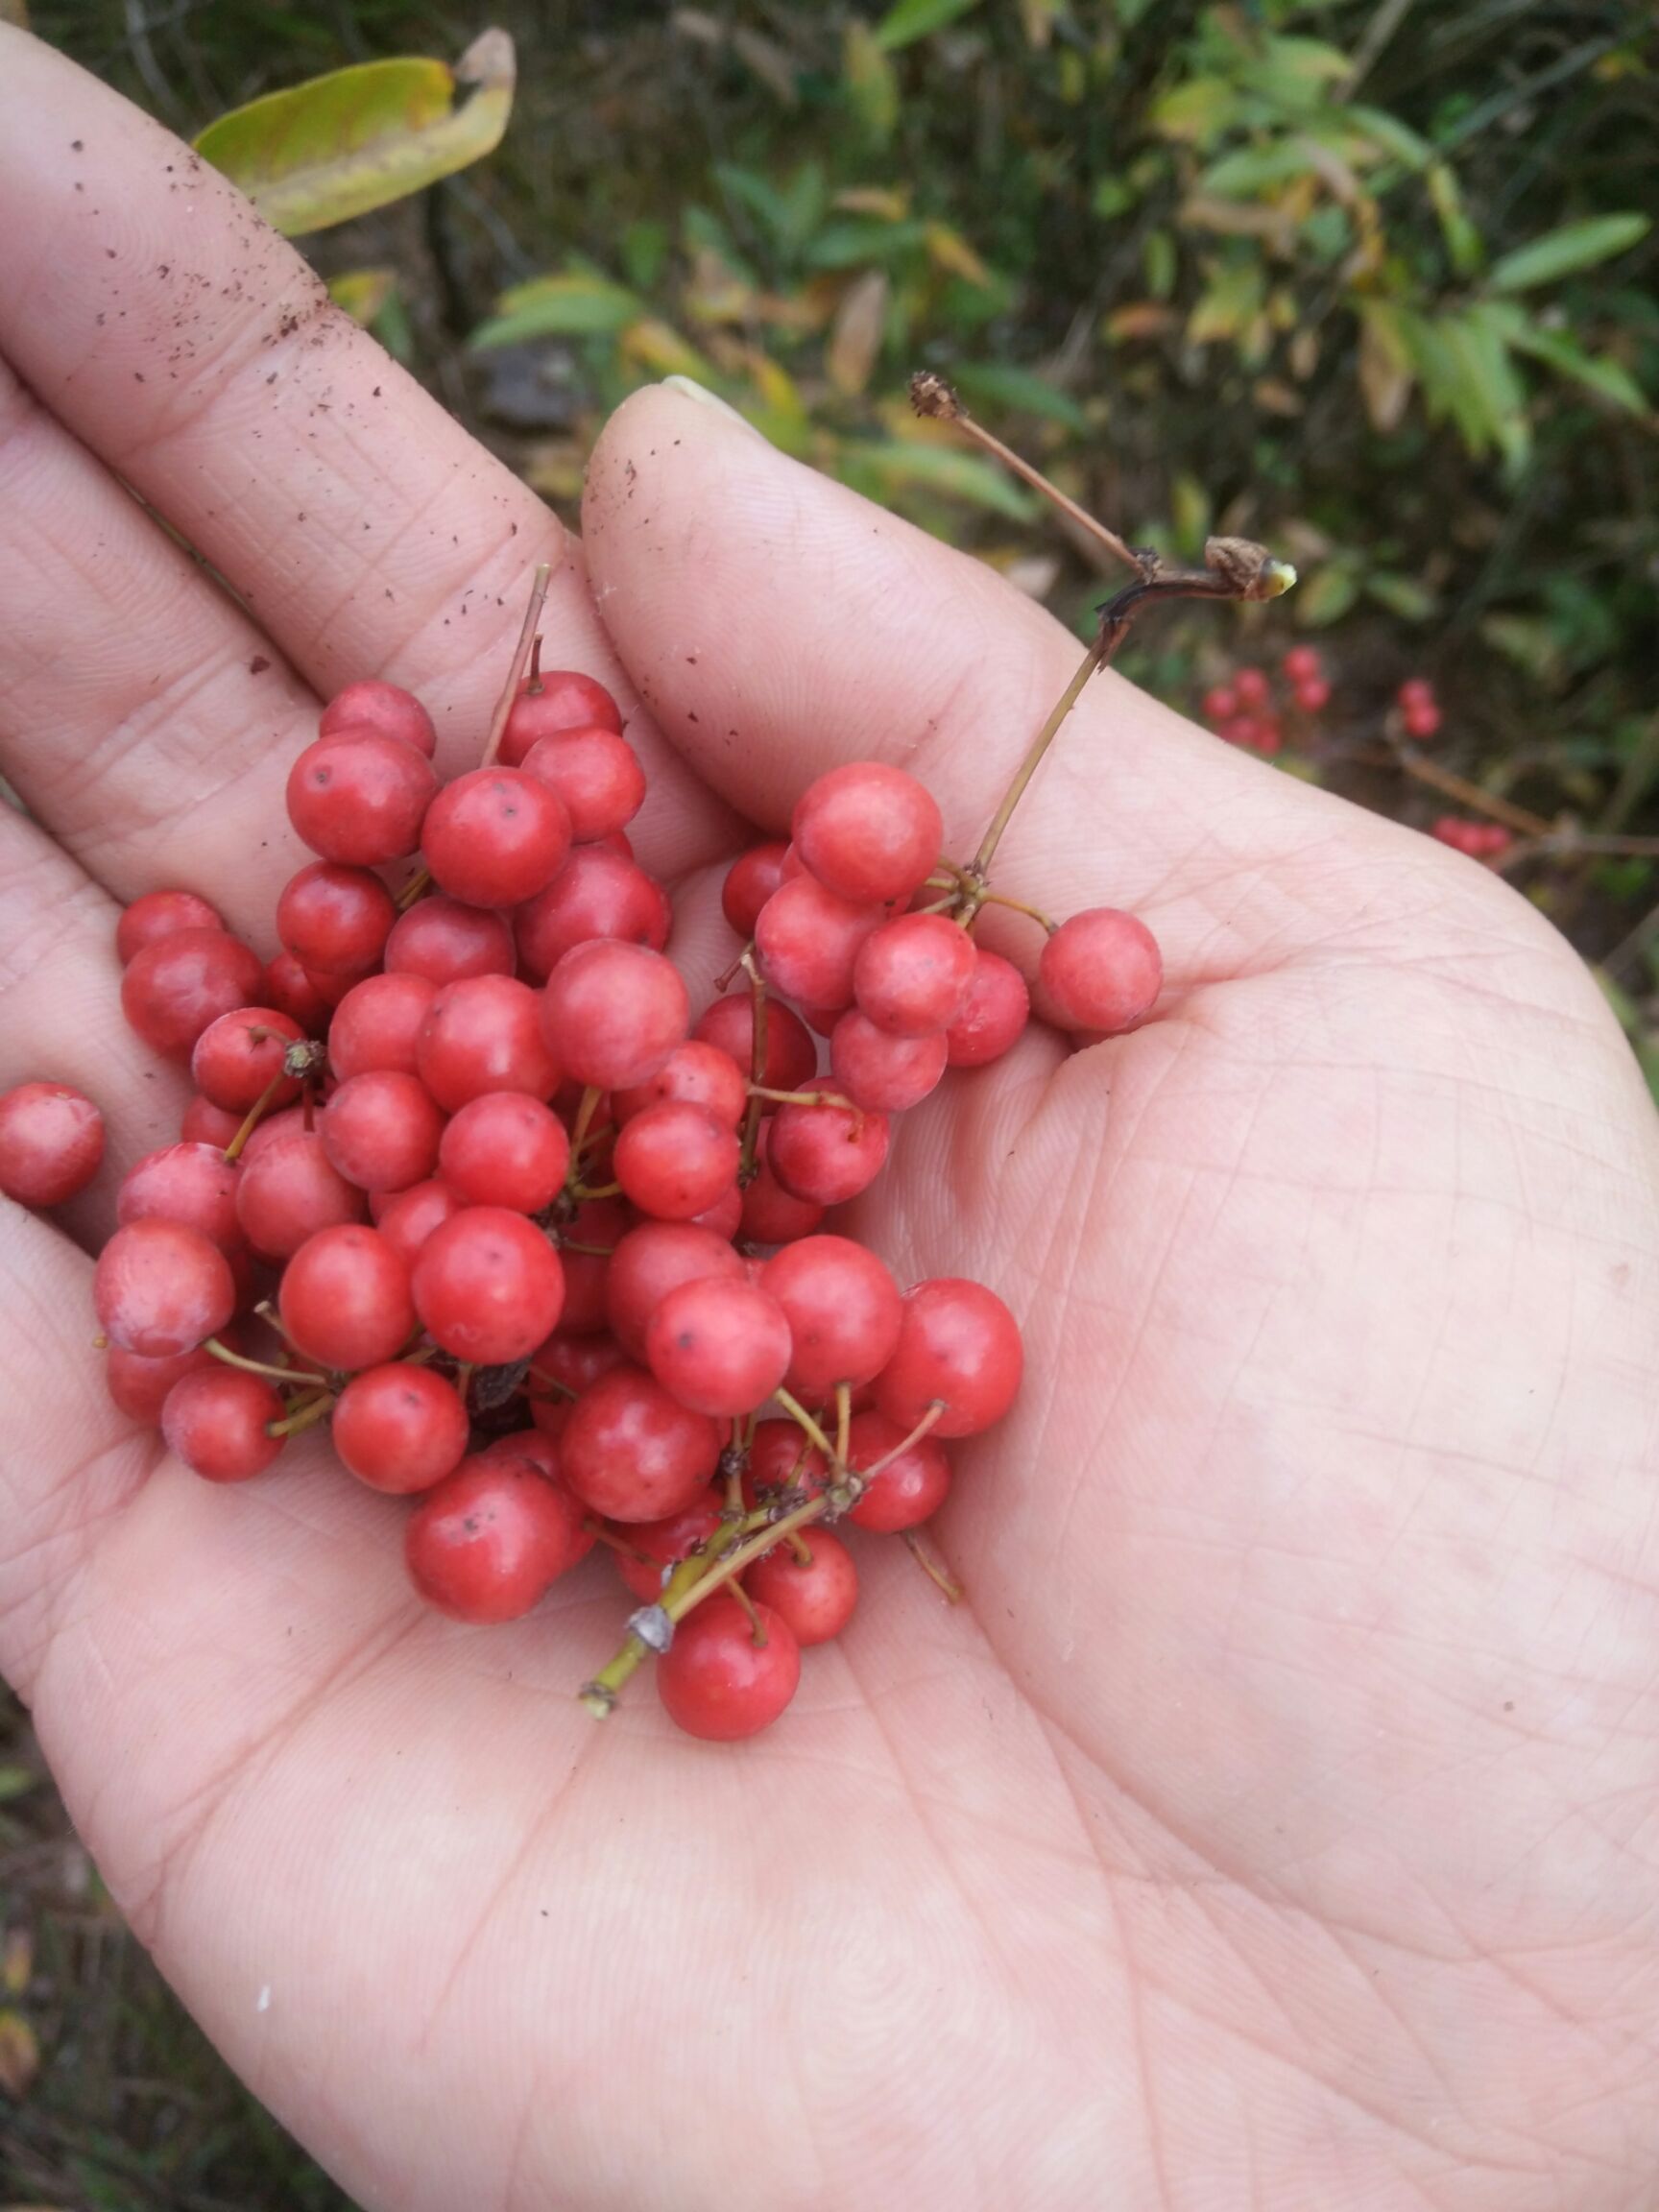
[204, 1337, 330, 1390]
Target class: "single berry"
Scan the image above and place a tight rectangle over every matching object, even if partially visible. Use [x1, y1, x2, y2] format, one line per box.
[328, 972, 436, 1082]
[721, 842, 790, 938]
[405, 1455, 585, 1622]
[1233, 666, 1271, 709]
[117, 1142, 243, 1253]
[692, 994, 815, 1100]
[278, 1223, 416, 1372]
[944, 949, 1029, 1068]
[285, 731, 438, 866]
[845, 1407, 951, 1530]
[560, 1363, 721, 1522]
[792, 761, 943, 905]
[739, 1124, 827, 1245]
[235, 1130, 368, 1261]
[276, 863, 397, 976]
[439, 1092, 570, 1213]
[768, 1100, 890, 1207]
[384, 896, 516, 985]
[121, 929, 265, 1060]
[875, 1277, 1022, 1437]
[1281, 645, 1322, 685]
[1293, 676, 1332, 713]
[0, 1082, 106, 1207]
[332, 1362, 470, 1493]
[190, 1005, 306, 1113]
[106, 1337, 228, 1425]
[1200, 685, 1238, 726]
[612, 1483, 727, 1602]
[422, 767, 572, 908]
[644, 1275, 792, 1416]
[657, 1593, 801, 1742]
[830, 1010, 948, 1112]
[553, 1193, 630, 1335]
[515, 845, 672, 982]
[374, 1177, 465, 1269]
[613, 1041, 747, 1131]
[853, 912, 976, 1036]
[261, 951, 334, 1034]
[614, 1101, 739, 1221]
[521, 726, 646, 843]
[499, 668, 624, 764]
[416, 974, 561, 1111]
[412, 1207, 565, 1364]
[759, 1235, 902, 1398]
[755, 876, 882, 1010]
[1037, 909, 1162, 1035]
[94, 1218, 235, 1358]
[541, 940, 688, 1091]
[323, 1070, 446, 1193]
[745, 1528, 857, 1645]
[605, 1221, 748, 1361]
[161, 1367, 284, 1482]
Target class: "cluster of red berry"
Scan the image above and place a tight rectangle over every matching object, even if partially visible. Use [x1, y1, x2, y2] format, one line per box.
[1201, 644, 1330, 757]
[0, 613, 1165, 1742]
[1395, 675, 1442, 741]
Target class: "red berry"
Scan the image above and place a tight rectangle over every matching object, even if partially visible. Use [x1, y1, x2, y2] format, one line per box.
[541, 940, 688, 1091]
[116, 888, 223, 966]
[1293, 676, 1332, 713]
[417, 974, 561, 1112]
[755, 876, 882, 1010]
[692, 994, 815, 1100]
[561, 1363, 721, 1522]
[117, 1142, 243, 1253]
[1233, 665, 1271, 709]
[1281, 645, 1322, 685]
[323, 1070, 445, 1193]
[853, 912, 975, 1037]
[759, 1235, 902, 1398]
[1200, 685, 1238, 726]
[945, 948, 1030, 1068]
[276, 864, 396, 976]
[332, 1362, 469, 1493]
[328, 973, 436, 1082]
[613, 1041, 747, 1131]
[374, 1177, 465, 1269]
[645, 1275, 792, 1416]
[384, 896, 515, 986]
[161, 1366, 284, 1482]
[1397, 677, 1436, 711]
[260, 951, 334, 1035]
[190, 1005, 305, 1113]
[235, 1129, 368, 1261]
[1036, 909, 1162, 1035]
[830, 1010, 947, 1112]
[422, 767, 572, 908]
[120, 929, 265, 1060]
[515, 845, 672, 982]
[792, 761, 943, 905]
[530, 1331, 628, 1433]
[0, 1082, 106, 1207]
[439, 1092, 570, 1213]
[845, 1407, 951, 1530]
[278, 1223, 415, 1371]
[768, 1100, 890, 1206]
[876, 1277, 1022, 1438]
[614, 1101, 739, 1221]
[499, 669, 623, 765]
[179, 1094, 244, 1149]
[412, 1207, 565, 1364]
[521, 726, 646, 843]
[106, 1336, 228, 1425]
[286, 732, 438, 866]
[691, 1184, 743, 1240]
[743, 1417, 830, 1506]
[94, 1218, 235, 1358]
[721, 842, 790, 937]
[738, 1123, 827, 1245]
[606, 1221, 748, 1361]
[405, 1454, 585, 1623]
[745, 1528, 856, 1646]
[657, 1593, 800, 1742]
[1403, 700, 1442, 740]
[321, 679, 436, 757]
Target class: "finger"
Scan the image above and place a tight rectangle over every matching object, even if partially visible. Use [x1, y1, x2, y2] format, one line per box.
[584, 384, 1427, 981]
[0, 30, 735, 886]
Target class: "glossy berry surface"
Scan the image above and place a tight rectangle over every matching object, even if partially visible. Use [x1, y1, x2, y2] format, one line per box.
[644, 1274, 793, 1417]
[422, 767, 572, 908]
[944, 949, 1029, 1068]
[405, 1455, 584, 1623]
[561, 1363, 721, 1522]
[116, 888, 223, 966]
[875, 1277, 1022, 1438]
[791, 761, 943, 905]
[439, 1092, 569, 1213]
[657, 1593, 801, 1742]
[332, 1362, 470, 1494]
[412, 1207, 565, 1364]
[0, 1082, 106, 1208]
[285, 731, 437, 866]
[320, 678, 437, 757]
[161, 1366, 284, 1482]
[1037, 908, 1163, 1036]
[745, 1528, 857, 1646]
[277, 1223, 416, 1372]
[190, 1005, 305, 1112]
[760, 1235, 902, 1397]
[94, 1218, 235, 1358]
[120, 929, 265, 1060]
[541, 940, 688, 1091]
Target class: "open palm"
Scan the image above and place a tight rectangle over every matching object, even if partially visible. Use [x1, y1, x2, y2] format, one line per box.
[4, 31, 1659, 2212]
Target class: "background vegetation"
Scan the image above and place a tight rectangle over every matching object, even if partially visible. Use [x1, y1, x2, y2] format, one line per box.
[4, 1, 1655, 2202]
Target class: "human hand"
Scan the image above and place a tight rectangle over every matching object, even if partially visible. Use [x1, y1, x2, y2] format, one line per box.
[4, 29, 1658, 2212]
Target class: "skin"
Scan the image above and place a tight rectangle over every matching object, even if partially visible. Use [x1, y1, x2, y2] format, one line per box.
[2, 29, 1658, 2212]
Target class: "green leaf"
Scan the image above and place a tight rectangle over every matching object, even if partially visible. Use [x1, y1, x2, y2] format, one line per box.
[1151, 76, 1241, 149]
[326, 268, 397, 325]
[874, 0, 983, 51]
[1296, 561, 1361, 625]
[1488, 214, 1650, 294]
[950, 361, 1090, 431]
[1344, 104, 1431, 172]
[1199, 139, 1319, 198]
[844, 19, 902, 140]
[469, 272, 644, 350]
[839, 440, 1038, 519]
[194, 30, 515, 238]
[1364, 571, 1438, 622]
[805, 218, 931, 270]
[1506, 323, 1648, 413]
[1188, 257, 1265, 345]
[1427, 162, 1483, 278]
[1242, 36, 1351, 110]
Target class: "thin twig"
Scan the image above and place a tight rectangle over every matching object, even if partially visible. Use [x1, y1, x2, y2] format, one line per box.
[479, 562, 553, 769]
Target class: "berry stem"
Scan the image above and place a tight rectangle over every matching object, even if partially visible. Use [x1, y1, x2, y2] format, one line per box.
[479, 561, 554, 770]
[728, 1580, 766, 1641]
[747, 1085, 861, 1116]
[909, 372, 1142, 575]
[860, 1399, 946, 1483]
[266, 1389, 335, 1438]
[222, 1068, 291, 1163]
[976, 888, 1058, 932]
[204, 1337, 330, 1389]
[569, 1085, 604, 1163]
[773, 1387, 836, 1462]
[835, 1382, 851, 1466]
[903, 1526, 965, 1602]
[395, 865, 433, 913]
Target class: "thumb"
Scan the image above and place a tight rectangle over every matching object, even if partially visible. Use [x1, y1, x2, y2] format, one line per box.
[582, 380, 1419, 984]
